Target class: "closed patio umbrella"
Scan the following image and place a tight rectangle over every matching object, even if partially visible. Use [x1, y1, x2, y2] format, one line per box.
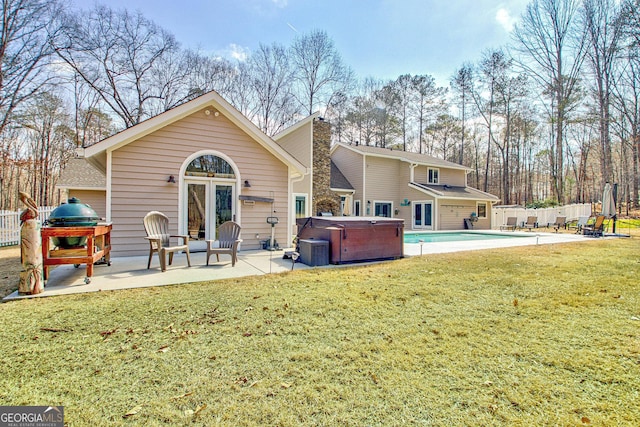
[342, 194, 352, 216]
[601, 183, 616, 218]
[601, 182, 617, 234]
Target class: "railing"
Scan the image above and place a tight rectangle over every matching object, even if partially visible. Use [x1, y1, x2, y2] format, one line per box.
[492, 204, 592, 230]
[0, 207, 55, 247]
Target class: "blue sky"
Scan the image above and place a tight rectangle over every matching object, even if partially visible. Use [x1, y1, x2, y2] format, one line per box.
[71, 0, 530, 86]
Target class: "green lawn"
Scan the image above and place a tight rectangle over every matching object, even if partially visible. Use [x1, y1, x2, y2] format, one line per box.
[1, 238, 639, 426]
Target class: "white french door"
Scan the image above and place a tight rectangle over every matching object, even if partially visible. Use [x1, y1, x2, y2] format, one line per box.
[413, 201, 433, 230]
[185, 180, 235, 251]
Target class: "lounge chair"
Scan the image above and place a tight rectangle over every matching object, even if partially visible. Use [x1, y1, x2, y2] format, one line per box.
[206, 221, 242, 266]
[500, 216, 517, 231]
[551, 216, 566, 233]
[522, 216, 537, 231]
[143, 211, 191, 272]
[583, 215, 605, 237]
[568, 216, 589, 233]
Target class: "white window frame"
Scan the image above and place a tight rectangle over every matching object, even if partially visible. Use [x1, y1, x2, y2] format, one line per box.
[428, 167, 439, 184]
[374, 200, 393, 218]
[476, 202, 487, 219]
[294, 193, 308, 218]
[412, 200, 433, 230]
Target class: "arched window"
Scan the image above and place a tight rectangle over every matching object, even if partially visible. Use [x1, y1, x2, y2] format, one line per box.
[185, 155, 235, 179]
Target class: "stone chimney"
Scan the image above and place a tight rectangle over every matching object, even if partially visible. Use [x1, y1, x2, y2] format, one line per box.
[312, 118, 340, 215]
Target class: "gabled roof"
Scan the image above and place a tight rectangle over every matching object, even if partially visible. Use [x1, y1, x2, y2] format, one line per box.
[330, 161, 354, 191]
[56, 158, 106, 190]
[82, 90, 307, 177]
[409, 182, 500, 202]
[331, 142, 471, 171]
[273, 112, 320, 140]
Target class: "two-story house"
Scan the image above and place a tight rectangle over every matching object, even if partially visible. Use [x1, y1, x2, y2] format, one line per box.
[60, 90, 499, 258]
[330, 142, 499, 230]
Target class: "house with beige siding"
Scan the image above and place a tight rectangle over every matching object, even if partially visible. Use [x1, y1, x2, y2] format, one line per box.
[330, 142, 500, 230]
[78, 91, 307, 257]
[60, 89, 499, 258]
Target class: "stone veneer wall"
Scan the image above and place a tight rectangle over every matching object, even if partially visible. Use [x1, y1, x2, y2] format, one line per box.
[312, 118, 340, 215]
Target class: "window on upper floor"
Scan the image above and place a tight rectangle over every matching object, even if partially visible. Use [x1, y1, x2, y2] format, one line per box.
[428, 168, 439, 184]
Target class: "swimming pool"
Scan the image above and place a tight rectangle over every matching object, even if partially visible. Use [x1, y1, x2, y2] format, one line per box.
[404, 231, 529, 244]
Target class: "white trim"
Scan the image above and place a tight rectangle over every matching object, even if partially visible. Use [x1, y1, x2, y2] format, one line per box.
[178, 150, 242, 237]
[84, 90, 307, 178]
[329, 188, 355, 193]
[362, 155, 367, 211]
[427, 167, 440, 184]
[106, 151, 112, 222]
[412, 200, 434, 230]
[273, 112, 320, 140]
[293, 193, 309, 218]
[56, 186, 106, 191]
[330, 142, 472, 172]
[476, 201, 488, 219]
[373, 200, 394, 218]
[408, 182, 499, 202]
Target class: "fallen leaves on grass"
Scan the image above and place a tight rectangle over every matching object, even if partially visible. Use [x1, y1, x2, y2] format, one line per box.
[123, 405, 143, 418]
[171, 392, 193, 400]
[40, 327, 71, 333]
[99, 328, 117, 337]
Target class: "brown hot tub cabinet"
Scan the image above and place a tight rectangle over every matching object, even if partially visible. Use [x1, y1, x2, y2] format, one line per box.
[296, 217, 404, 264]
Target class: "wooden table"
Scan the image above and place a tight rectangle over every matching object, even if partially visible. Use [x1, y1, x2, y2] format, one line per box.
[41, 224, 112, 284]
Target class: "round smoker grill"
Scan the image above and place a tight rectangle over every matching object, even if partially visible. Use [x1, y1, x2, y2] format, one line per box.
[47, 197, 101, 248]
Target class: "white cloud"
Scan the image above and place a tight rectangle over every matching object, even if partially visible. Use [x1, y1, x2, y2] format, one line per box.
[228, 43, 251, 62]
[495, 7, 517, 32]
[271, 0, 288, 7]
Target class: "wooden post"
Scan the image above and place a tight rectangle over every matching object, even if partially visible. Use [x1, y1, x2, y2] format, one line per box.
[19, 219, 44, 294]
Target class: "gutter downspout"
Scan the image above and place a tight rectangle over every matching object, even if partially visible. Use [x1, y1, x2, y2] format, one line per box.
[290, 167, 310, 241]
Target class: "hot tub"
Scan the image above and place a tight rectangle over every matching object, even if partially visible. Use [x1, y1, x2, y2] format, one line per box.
[296, 216, 404, 264]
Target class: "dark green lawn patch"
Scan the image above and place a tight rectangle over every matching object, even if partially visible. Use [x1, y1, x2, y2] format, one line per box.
[1, 238, 639, 426]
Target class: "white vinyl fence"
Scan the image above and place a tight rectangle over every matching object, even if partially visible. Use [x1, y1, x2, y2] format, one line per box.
[0, 207, 55, 247]
[492, 204, 592, 230]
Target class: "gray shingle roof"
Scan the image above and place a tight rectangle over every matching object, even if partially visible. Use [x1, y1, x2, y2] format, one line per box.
[410, 182, 500, 201]
[330, 161, 354, 190]
[335, 143, 471, 171]
[57, 158, 106, 189]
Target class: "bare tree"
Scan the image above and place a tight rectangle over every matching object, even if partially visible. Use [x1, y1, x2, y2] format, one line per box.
[0, 0, 63, 208]
[341, 78, 383, 147]
[0, 0, 62, 136]
[246, 43, 296, 136]
[290, 30, 353, 115]
[582, 0, 626, 185]
[512, 0, 587, 203]
[390, 74, 413, 151]
[54, 5, 181, 128]
[372, 83, 401, 148]
[495, 73, 530, 204]
[425, 114, 462, 161]
[412, 75, 447, 155]
[19, 91, 74, 206]
[471, 50, 510, 193]
[451, 65, 474, 163]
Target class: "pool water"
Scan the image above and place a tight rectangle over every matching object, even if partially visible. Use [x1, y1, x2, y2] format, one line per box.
[404, 231, 528, 244]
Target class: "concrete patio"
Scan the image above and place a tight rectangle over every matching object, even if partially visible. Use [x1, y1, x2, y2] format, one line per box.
[3, 230, 594, 301]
